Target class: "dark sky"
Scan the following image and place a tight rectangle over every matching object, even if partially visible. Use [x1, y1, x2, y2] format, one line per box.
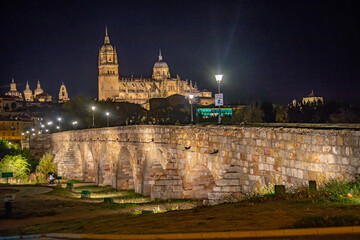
[0, 0, 359, 104]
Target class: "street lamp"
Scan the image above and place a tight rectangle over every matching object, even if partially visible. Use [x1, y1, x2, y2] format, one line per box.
[215, 74, 224, 124]
[106, 112, 110, 127]
[91, 106, 96, 128]
[57, 117, 62, 131]
[72, 121, 78, 130]
[189, 94, 194, 123]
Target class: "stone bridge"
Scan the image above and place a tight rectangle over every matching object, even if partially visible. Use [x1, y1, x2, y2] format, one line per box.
[51, 125, 360, 202]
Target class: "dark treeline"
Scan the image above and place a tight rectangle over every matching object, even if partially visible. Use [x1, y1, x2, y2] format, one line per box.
[31, 96, 360, 131]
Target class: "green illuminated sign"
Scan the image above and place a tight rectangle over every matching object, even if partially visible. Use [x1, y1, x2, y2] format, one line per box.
[2, 172, 13, 184]
[196, 108, 233, 116]
[2, 172, 13, 178]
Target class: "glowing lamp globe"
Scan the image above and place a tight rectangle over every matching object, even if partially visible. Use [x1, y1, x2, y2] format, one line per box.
[215, 74, 223, 83]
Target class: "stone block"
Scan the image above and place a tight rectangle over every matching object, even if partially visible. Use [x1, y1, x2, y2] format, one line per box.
[248, 175, 258, 181]
[216, 179, 228, 186]
[266, 157, 275, 165]
[297, 169, 304, 179]
[224, 172, 239, 178]
[213, 186, 221, 192]
[228, 179, 240, 185]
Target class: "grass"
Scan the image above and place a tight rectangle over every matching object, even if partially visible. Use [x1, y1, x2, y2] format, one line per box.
[293, 215, 360, 228]
[1, 178, 359, 236]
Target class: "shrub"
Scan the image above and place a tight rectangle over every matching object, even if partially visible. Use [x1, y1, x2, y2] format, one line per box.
[318, 179, 360, 202]
[0, 155, 30, 181]
[36, 153, 57, 182]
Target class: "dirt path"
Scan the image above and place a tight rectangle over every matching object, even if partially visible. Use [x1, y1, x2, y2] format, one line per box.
[0, 202, 197, 231]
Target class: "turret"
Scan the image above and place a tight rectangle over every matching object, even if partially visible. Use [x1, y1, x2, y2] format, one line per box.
[98, 27, 119, 101]
[59, 82, 69, 103]
[23, 81, 33, 101]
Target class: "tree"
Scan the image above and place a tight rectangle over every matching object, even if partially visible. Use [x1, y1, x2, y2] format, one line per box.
[0, 139, 21, 159]
[261, 102, 275, 122]
[62, 95, 94, 129]
[0, 155, 30, 180]
[275, 104, 288, 122]
[37, 153, 57, 176]
[244, 101, 264, 123]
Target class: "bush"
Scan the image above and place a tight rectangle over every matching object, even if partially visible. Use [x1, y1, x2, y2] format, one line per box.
[314, 179, 360, 202]
[36, 153, 57, 182]
[0, 155, 30, 181]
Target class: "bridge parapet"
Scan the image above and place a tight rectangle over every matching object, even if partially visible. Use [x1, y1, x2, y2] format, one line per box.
[50, 125, 360, 203]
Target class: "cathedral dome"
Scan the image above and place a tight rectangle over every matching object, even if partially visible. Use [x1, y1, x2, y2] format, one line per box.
[154, 61, 168, 68]
[100, 27, 115, 52]
[101, 43, 114, 52]
[153, 50, 168, 68]
[152, 50, 171, 80]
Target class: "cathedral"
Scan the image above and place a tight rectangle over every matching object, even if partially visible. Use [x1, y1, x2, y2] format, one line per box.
[4, 78, 69, 103]
[98, 28, 214, 109]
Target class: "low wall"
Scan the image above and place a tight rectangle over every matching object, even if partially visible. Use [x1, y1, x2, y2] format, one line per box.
[50, 125, 360, 202]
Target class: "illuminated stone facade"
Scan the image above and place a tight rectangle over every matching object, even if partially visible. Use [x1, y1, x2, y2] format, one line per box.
[58, 82, 69, 103]
[4, 78, 69, 103]
[5, 78, 22, 100]
[98, 28, 214, 109]
[49, 126, 360, 202]
[302, 90, 324, 105]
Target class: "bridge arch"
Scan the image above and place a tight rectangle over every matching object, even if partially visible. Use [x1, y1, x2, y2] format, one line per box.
[83, 144, 95, 182]
[97, 144, 113, 186]
[141, 147, 166, 196]
[115, 146, 134, 190]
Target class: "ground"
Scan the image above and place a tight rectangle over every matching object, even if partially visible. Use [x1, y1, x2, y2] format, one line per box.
[0, 184, 359, 237]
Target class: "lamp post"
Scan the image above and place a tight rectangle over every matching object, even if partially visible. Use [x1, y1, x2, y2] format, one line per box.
[215, 74, 223, 124]
[91, 106, 95, 128]
[72, 121, 78, 130]
[106, 112, 110, 127]
[57, 117, 61, 131]
[189, 94, 194, 123]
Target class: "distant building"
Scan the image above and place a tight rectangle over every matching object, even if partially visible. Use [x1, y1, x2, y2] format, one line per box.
[5, 78, 23, 100]
[23, 81, 33, 102]
[0, 115, 35, 142]
[34, 81, 44, 97]
[58, 82, 69, 103]
[290, 90, 324, 107]
[35, 92, 52, 102]
[302, 90, 323, 105]
[2, 78, 69, 103]
[98, 27, 214, 110]
[0, 95, 21, 112]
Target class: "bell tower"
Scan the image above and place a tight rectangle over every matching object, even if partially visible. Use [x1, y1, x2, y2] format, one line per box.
[98, 27, 119, 101]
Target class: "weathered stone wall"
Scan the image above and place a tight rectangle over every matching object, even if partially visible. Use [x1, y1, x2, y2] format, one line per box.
[30, 134, 51, 159]
[50, 126, 360, 202]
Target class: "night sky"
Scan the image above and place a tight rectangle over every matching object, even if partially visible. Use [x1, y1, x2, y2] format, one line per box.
[1, 0, 359, 104]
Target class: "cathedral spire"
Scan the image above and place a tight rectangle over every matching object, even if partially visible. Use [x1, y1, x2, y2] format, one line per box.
[158, 49, 163, 61]
[10, 77, 17, 91]
[104, 26, 110, 44]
